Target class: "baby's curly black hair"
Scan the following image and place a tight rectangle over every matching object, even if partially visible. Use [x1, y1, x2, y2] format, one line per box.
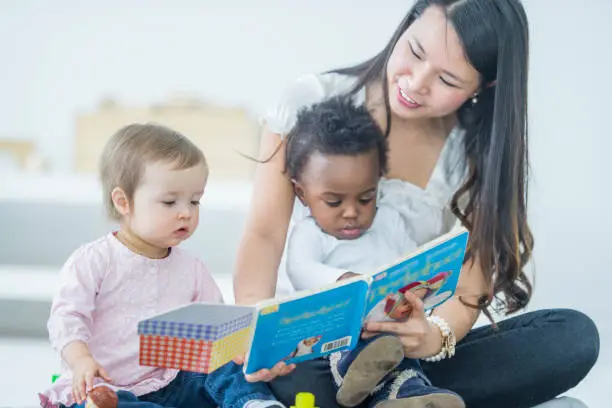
[285, 96, 388, 181]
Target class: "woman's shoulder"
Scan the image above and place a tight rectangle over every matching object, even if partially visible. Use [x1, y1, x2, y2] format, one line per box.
[263, 72, 364, 136]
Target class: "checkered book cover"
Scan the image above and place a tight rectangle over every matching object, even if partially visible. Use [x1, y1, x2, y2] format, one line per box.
[210, 326, 252, 369]
[217, 314, 253, 338]
[138, 304, 255, 373]
[138, 319, 219, 341]
[139, 327, 252, 374]
[138, 313, 253, 341]
[139, 335, 215, 373]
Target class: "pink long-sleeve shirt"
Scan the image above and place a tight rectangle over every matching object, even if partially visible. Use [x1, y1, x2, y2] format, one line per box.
[39, 233, 223, 407]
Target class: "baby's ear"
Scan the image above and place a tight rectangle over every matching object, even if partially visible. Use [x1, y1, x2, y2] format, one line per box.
[292, 179, 306, 204]
[111, 187, 131, 217]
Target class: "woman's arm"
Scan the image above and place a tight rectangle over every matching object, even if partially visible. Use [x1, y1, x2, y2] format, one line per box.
[437, 257, 487, 338]
[231, 125, 299, 382]
[233, 125, 295, 305]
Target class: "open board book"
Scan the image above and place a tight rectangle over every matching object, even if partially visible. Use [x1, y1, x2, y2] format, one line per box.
[138, 227, 469, 374]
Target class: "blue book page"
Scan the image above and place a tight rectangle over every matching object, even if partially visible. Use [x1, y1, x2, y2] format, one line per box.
[364, 229, 469, 323]
[244, 278, 369, 374]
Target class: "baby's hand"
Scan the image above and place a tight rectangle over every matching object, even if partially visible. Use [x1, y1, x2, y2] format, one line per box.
[233, 353, 295, 382]
[71, 356, 112, 404]
[337, 271, 360, 281]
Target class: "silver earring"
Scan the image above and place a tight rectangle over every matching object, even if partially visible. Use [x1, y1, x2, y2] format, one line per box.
[471, 94, 479, 105]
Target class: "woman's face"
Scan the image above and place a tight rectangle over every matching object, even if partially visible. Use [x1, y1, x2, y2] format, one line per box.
[386, 6, 481, 120]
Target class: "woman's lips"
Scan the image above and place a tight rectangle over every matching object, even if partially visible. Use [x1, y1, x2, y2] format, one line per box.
[397, 86, 422, 109]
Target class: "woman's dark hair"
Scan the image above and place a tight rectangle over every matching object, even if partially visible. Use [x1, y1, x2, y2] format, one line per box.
[285, 96, 388, 181]
[333, 0, 533, 317]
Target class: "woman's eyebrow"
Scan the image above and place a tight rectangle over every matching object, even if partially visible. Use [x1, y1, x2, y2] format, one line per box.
[414, 38, 427, 55]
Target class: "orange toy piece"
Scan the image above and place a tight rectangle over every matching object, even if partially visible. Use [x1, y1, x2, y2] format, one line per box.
[85, 385, 118, 408]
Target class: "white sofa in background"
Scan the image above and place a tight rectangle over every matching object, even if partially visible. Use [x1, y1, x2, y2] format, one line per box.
[1, 173, 253, 275]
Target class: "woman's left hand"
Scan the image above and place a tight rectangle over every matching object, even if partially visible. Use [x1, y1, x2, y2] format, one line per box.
[362, 291, 442, 359]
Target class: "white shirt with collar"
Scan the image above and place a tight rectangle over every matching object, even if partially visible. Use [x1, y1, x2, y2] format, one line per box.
[286, 204, 418, 291]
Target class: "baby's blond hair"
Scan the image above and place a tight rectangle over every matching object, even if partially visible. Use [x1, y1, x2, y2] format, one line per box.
[100, 123, 207, 220]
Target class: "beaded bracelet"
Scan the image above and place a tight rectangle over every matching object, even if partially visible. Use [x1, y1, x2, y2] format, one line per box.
[421, 315, 456, 362]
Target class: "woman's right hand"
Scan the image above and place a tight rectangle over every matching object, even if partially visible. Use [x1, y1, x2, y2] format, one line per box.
[71, 356, 112, 403]
[362, 291, 438, 358]
[233, 354, 296, 382]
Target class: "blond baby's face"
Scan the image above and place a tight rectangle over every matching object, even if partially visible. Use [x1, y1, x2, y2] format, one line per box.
[127, 160, 208, 249]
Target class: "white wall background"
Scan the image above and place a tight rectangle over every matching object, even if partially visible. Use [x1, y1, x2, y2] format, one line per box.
[0, 0, 610, 406]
